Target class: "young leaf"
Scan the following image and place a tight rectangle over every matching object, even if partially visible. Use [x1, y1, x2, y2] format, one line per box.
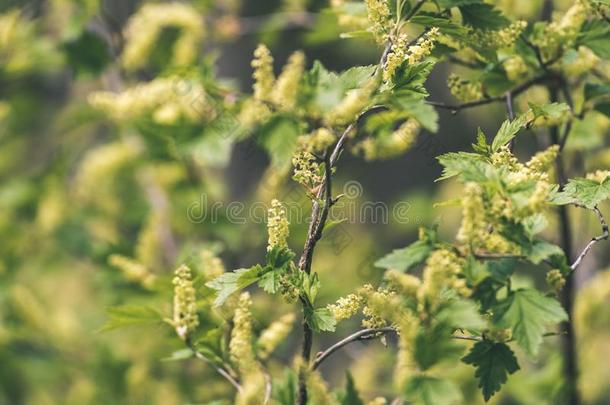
[437, 152, 490, 181]
[375, 239, 434, 272]
[206, 266, 262, 306]
[491, 114, 528, 152]
[459, 4, 510, 29]
[551, 177, 610, 209]
[101, 305, 163, 332]
[305, 307, 336, 332]
[258, 269, 282, 294]
[462, 341, 520, 401]
[493, 289, 568, 357]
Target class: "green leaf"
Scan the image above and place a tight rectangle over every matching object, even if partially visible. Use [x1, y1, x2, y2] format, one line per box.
[101, 305, 163, 332]
[525, 240, 564, 265]
[259, 117, 300, 172]
[404, 375, 462, 405]
[459, 4, 510, 29]
[273, 369, 298, 405]
[437, 299, 486, 330]
[437, 152, 491, 181]
[62, 30, 111, 76]
[462, 341, 520, 401]
[438, 0, 483, 7]
[258, 269, 282, 294]
[493, 289, 568, 356]
[528, 102, 570, 120]
[305, 307, 336, 332]
[206, 266, 263, 306]
[472, 128, 490, 155]
[410, 13, 469, 40]
[266, 246, 295, 269]
[375, 239, 433, 271]
[162, 348, 195, 362]
[339, 371, 365, 405]
[577, 20, 610, 59]
[584, 83, 610, 101]
[491, 114, 528, 152]
[551, 177, 610, 209]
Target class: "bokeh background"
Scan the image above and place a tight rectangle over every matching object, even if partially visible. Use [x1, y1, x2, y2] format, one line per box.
[0, 0, 609, 404]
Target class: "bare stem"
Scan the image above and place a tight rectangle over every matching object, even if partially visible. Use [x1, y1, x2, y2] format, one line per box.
[570, 206, 609, 271]
[313, 327, 396, 370]
[427, 74, 551, 113]
[189, 344, 242, 393]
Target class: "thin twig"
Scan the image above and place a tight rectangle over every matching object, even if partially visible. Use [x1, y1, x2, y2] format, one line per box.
[190, 346, 243, 392]
[313, 327, 396, 370]
[570, 206, 609, 271]
[427, 74, 551, 113]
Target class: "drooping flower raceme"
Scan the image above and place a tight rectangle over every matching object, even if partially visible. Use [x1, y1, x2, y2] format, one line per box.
[271, 51, 305, 110]
[267, 199, 290, 252]
[172, 264, 199, 340]
[121, 3, 204, 71]
[252, 44, 275, 102]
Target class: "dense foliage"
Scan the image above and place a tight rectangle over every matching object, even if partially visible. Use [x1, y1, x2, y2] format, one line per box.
[1, 0, 609, 404]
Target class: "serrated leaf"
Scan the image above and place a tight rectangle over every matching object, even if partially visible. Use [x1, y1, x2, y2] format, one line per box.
[266, 246, 295, 269]
[206, 266, 262, 306]
[101, 305, 163, 332]
[462, 341, 520, 401]
[437, 299, 486, 330]
[459, 4, 510, 29]
[374, 239, 433, 271]
[525, 240, 564, 265]
[551, 177, 610, 209]
[305, 307, 336, 332]
[493, 289, 567, 356]
[437, 152, 491, 181]
[528, 102, 570, 120]
[258, 269, 282, 294]
[404, 375, 462, 405]
[472, 127, 490, 155]
[491, 114, 529, 152]
[577, 20, 610, 59]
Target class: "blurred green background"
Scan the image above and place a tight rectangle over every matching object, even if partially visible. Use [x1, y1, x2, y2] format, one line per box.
[0, 0, 608, 404]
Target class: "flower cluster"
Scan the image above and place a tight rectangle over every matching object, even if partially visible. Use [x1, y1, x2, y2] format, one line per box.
[355, 119, 421, 160]
[121, 3, 204, 71]
[200, 249, 225, 281]
[299, 127, 336, 153]
[546, 269, 566, 293]
[327, 293, 364, 321]
[292, 150, 323, 191]
[252, 44, 275, 102]
[504, 56, 529, 82]
[230, 292, 257, 374]
[563, 46, 601, 76]
[108, 254, 156, 289]
[471, 21, 527, 49]
[421, 249, 470, 301]
[447, 74, 484, 102]
[256, 313, 295, 359]
[271, 51, 305, 110]
[384, 269, 421, 299]
[532, 0, 590, 61]
[267, 199, 290, 251]
[172, 264, 199, 340]
[327, 77, 379, 125]
[365, 0, 391, 43]
[89, 77, 215, 124]
[586, 170, 610, 183]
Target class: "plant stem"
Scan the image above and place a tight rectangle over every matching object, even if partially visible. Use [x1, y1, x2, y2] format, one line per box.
[549, 86, 580, 405]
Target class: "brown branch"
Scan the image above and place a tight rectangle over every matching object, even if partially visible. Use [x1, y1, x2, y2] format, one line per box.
[570, 205, 609, 271]
[427, 74, 551, 113]
[313, 327, 397, 370]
